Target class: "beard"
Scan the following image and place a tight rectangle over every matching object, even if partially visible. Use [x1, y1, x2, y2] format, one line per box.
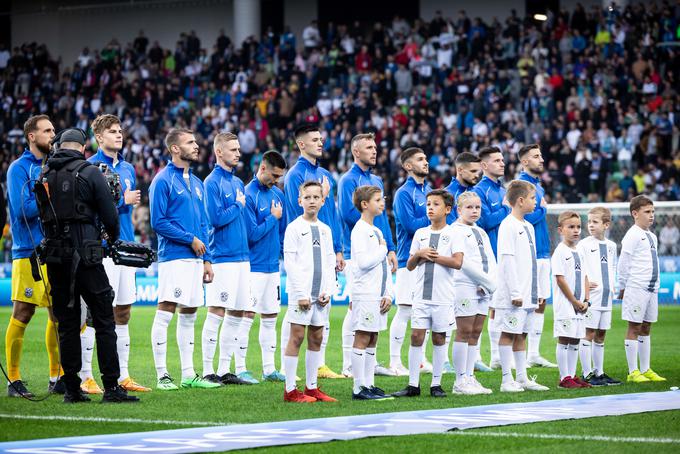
[413, 169, 429, 178]
[179, 149, 198, 162]
[36, 140, 52, 155]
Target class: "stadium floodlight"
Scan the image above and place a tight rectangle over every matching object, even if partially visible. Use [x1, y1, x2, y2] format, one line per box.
[533, 14, 548, 21]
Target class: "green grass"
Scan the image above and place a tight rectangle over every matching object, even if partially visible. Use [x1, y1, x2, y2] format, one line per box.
[1, 305, 679, 453]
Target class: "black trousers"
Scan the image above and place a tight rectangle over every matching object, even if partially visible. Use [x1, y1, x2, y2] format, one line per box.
[48, 260, 119, 391]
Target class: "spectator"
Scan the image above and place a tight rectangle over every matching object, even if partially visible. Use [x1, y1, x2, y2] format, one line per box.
[659, 219, 680, 255]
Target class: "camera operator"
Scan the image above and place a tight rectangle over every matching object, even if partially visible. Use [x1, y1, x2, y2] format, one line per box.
[36, 128, 139, 403]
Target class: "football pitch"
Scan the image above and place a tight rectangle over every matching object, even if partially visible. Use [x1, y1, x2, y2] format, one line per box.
[1, 305, 679, 453]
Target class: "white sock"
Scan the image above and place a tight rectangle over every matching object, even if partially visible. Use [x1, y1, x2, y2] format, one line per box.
[624, 339, 639, 373]
[217, 315, 241, 376]
[444, 331, 452, 364]
[432, 344, 446, 387]
[364, 347, 377, 388]
[579, 340, 592, 376]
[528, 312, 544, 358]
[567, 343, 579, 378]
[280, 313, 290, 375]
[306, 349, 320, 390]
[151, 310, 173, 379]
[284, 355, 298, 392]
[408, 344, 422, 388]
[514, 350, 527, 383]
[115, 324, 130, 382]
[259, 318, 277, 375]
[351, 347, 365, 394]
[638, 335, 651, 373]
[320, 323, 330, 366]
[177, 313, 197, 379]
[235, 317, 254, 374]
[466, 342, 478, 377]
[389, 305, 411, 367]
[422, 330, 430, 364]
[80, 326, 95, 380]
[452, 341, 468, 384]
[489, 323, 500, 362]
[556, 343, 569, 380]
[499, 344, 514, 384]
[593, 342, 605, 375]
[342, 309, 354, 371]
[201, 312, 223, 377]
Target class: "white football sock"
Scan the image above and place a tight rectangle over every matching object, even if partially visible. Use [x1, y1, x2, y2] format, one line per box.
[320, 323, 330, 366]
[259, 318, 278, 375]
[624, 339, 638, 373]
[151, 310, 173, 379]
[115, 324, 130, 382]
[177, 313, 197, 379]
[499, 344, 514, 384]
[280, 312, 290, 374]
[306, 350, 320, 390]
[408, 344, 422, 388]
[579, 340, 592, 376]
[351, 347, 365, 394]
[422, 330, 430, 364]
[528, 312, 544, 358]
[342, 309, 354, 371]
[593, 342, 605, 375]
[216, 315, 241, 376]
[201, 312, 223, 377]
[452, 341, 468, 384]
[638, 335, 651, 373]
[567, 343, 579, 378]
[80, 326, 95, 380]
[431, 344, 446, 387]
[284, 355, 298, 392]
[389, 305, 411, 367]
[364, 347, 377, 388]
[514, 350, 527, 383]
[444, 331, 452, 364]
[235, 317, 254, 374]
[488, 323, 500, 362]
[466, 342, 478, 377]
[556, 343, 569, 380]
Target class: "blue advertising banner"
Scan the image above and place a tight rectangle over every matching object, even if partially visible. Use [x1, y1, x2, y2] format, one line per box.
[1, 272, 679, 306]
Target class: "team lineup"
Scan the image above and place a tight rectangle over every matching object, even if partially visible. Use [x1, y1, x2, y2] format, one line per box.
[6, 114, 666, 403]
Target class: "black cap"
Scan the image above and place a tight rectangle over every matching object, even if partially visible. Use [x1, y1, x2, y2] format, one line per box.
[56, 128, 88, 146]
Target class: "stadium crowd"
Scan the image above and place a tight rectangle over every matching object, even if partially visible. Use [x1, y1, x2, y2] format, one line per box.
[0, 1, 679, 251]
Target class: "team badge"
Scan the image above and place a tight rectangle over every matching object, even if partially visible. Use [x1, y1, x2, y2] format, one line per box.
[562, 320, 572, 329]
[460, 298, 470, 308]
[585, 310, 593, 320]
[174, 287, 182, 298]
[220, 292, 229, 303]
[601, 255, 608, 263]
[313, 239, 321, 246]
[441, 235, 450, 244]
[24, 287, 33, 298]
[632, 305, 642, 314]
[363, 311, 375, 324]
[506, 315, 519, 328]
[251, 296, 258, 307]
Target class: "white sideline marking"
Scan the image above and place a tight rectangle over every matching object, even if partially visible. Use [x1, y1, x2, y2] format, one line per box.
[449, 430, 680, 444]
[0, 413, 225, 427]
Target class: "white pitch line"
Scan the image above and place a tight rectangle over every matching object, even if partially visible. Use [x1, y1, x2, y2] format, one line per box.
[0, 413, 227, 427]
[448, 430, 680, 444]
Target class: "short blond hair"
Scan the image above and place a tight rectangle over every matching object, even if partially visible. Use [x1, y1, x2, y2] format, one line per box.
[456, 191, 480, 208]
[506, 180, 534, 206]
[588, 206, 612, 224]
[558, 210, 580, 227]
[91, 114, 121, 136]
[214, 132, 238, 150]
[350, 132, 375, 150]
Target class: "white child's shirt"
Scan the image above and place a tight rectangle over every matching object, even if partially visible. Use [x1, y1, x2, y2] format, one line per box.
[410, 224, 456, 305]
[551, 242, 587, 320]
[450, 222, 497, 298]
[493, 215, 538, 309]
[350, 219, 394, 301]
[577, 236, 617, 311]
[283, 216, 337, 304]
[617, 224, 660, 293]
